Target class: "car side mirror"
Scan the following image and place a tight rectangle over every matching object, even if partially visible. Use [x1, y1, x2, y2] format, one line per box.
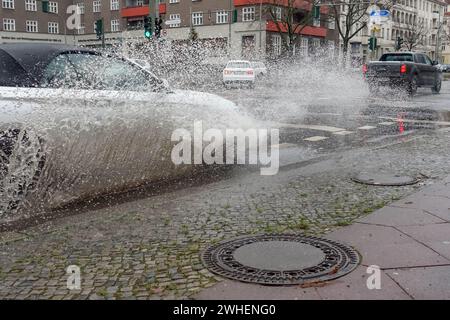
[432, 60, 439, 65]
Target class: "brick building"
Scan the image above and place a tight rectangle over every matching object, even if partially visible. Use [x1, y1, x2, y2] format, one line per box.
[1, 0, 339, 58]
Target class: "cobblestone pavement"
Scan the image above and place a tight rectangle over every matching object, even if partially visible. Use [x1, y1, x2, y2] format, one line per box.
[1, 125, 450, 299]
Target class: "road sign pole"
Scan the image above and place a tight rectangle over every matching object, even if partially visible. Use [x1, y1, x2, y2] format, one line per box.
[101, 17, 105, 49]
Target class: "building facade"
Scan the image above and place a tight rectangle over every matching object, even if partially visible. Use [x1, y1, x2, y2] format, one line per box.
[441, 0, 450, 63]
[343, 0, 447, 64]
[1, 0, 339, 59]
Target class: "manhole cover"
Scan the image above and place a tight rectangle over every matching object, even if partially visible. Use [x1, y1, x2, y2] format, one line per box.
[351, 172, 420, 186]
[201, 234, 360, 286]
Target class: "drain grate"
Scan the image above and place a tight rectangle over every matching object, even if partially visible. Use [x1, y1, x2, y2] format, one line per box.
[201, 234, 360, 286]
[351, 172, 420, 186]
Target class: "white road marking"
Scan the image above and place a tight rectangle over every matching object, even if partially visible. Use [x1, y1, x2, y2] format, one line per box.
[378, 116, 450, 126]
[274, 122, 347, 133]
[304, 136, 328, 142]
[378, 122, 395, 126]
[358, 125, 377, 130]
[333, 130, 354, 135]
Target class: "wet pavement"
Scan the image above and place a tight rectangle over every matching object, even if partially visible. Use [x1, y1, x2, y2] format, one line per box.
[1, 81, 450, 299]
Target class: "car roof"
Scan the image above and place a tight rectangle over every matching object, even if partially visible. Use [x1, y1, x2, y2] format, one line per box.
[0, 43, 97, 86]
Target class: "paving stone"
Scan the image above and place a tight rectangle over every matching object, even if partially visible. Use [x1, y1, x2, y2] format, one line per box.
[387, 266, 450, 299]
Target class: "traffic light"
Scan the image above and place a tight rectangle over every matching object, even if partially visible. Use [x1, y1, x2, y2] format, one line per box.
[396, 37, 403, 50]
[42, 0, 49, 13]
[313, 5, 320, 19]
[368, 36, 377, 51]
[155, 17, 162, 38]
[144, 16, 153, 39]
[94, 19, 103, 40]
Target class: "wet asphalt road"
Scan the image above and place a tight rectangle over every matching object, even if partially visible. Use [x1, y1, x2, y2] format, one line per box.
[216, 79, 450, 168]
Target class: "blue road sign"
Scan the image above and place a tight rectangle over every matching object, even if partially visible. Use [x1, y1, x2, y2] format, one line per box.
[370, 10, 390, 17]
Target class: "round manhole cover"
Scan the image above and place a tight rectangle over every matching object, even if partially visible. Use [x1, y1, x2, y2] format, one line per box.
[351, 172, 420, 186]
[201, 234, 360, 286]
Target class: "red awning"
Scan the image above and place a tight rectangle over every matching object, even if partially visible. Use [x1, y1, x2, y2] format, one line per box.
[266, 20, 327, 37]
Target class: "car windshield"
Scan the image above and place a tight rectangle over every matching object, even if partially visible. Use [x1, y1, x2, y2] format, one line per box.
[380, 54, 413, 62]
[227, 62, 251, 69]
[40, 53, 165, 91]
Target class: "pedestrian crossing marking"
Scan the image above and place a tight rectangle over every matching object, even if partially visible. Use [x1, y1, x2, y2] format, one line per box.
[358, 125, 377, 130]
[378, 116, 450, 126]
[304, 136, 328, 142]
[274, 122, 347, 133]
[333, 130, 354, 135]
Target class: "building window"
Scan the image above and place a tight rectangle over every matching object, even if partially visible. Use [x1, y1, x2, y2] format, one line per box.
[48, 22, 59, 34]
[300, 37, 308, 56]
[192, 12, 203, 26]
[77, 23, 85, 34]
[242, 7, 255, 22]
[25, 0, 37, 11]
[77, 2, 85, 14]
[275, 7, 282, 20]
[2, 0, 14, 9]
[110, 0, 119, 11]
[168, 13, 180, 27]
[111, 19, 120, 32]
[312, 38, 321, 48]
[169, 0, 179, 3]
[273, 34, 282, 56]
[26, 20, 38, 32]
[93, 0, 100, 12]
[3, 18, 15, 31]
[48, 1, 58, 13]
[216, 10, 228, 24]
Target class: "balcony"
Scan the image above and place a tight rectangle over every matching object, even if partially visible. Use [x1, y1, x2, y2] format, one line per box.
[121, 2, 166, 17]
[121, 6, 149, 18]
[266, 20, 327, 37]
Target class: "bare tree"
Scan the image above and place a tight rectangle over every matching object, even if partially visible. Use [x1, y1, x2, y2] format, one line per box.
[330, 0, 370, 59]
[328, 0, 396, 61]
[265, 0, 321, 55]
[401, 19, 428, 51]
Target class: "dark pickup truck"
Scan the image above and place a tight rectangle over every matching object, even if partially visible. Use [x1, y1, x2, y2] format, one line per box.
[363, 52, 442, 95]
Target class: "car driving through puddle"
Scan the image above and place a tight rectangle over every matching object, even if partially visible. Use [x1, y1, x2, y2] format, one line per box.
[0, 43, 251, 221]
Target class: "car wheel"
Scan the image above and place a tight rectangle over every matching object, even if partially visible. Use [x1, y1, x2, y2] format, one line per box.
[432, 78, 441, 94]
[407, 75, 418, 96]
[0, 128, 45, 216]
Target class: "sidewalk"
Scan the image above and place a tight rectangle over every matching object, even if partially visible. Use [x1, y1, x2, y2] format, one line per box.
[195, 176, 450, 300]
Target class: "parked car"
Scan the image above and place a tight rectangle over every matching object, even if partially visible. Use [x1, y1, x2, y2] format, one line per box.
[0, 43, 242, 219]
[363, 52, 442, 95]
[439, 64, 450, 73]
[223, 60, 255, 88]
[250, 61, 267, 77]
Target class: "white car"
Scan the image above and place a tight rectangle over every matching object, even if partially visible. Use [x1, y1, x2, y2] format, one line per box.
[250, 61, 267, 77]
[0, 43, 246, 220]
[223, 60, 255, 88]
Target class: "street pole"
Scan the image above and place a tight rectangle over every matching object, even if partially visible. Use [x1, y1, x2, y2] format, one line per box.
[259, 0, 263, 51]
[101, 17, 105, 49]
[434, 10, 442, 63]
[370, 27, 375, 61]
[228, 0, 232, 49]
